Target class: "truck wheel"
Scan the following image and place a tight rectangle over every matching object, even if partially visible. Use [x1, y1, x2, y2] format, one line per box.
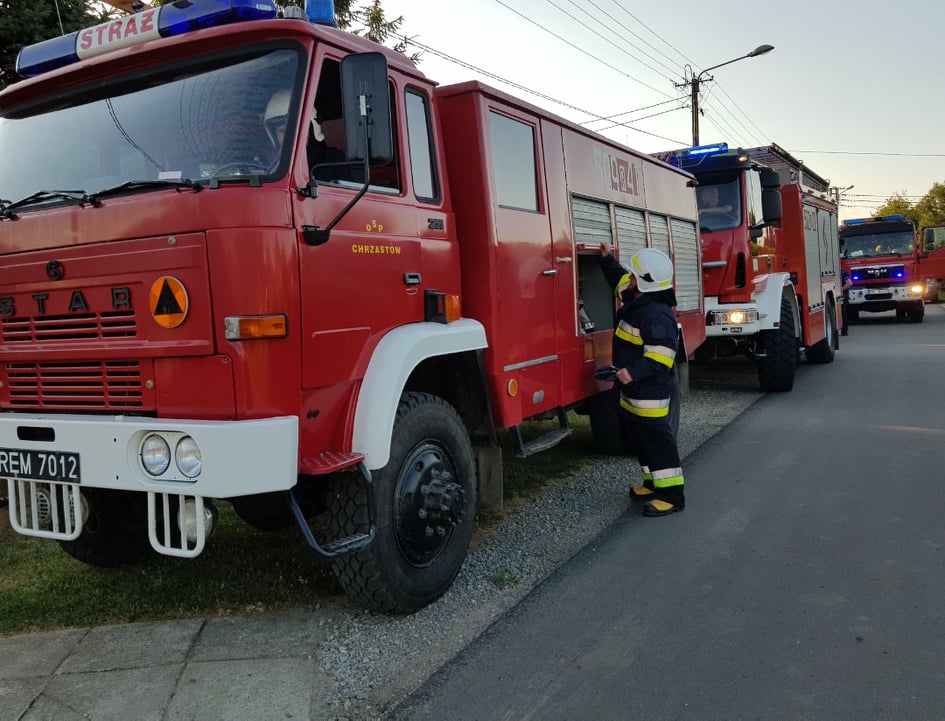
[59, 489, 155, 567]
[908, 302, 925, 322]
[329, 392, 477, 613]
[589, 387, 634, 456]
[848, 307, 859, 322]
[806, 299, 837, 364]
[757, 290, 797, 392]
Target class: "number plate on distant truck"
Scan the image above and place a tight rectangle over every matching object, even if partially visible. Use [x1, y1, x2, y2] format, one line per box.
[0, 448, 81, 483]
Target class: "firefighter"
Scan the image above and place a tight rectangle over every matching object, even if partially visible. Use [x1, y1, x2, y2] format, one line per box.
[599, 244, 685, 517]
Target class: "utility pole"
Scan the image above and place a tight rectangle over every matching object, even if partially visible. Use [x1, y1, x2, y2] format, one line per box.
[678, 45, 774, 147]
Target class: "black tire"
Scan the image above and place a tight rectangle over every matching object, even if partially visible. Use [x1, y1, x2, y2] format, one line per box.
[848, 307, 859, 322]
[907, 302, 925, 323]
[59, 488, 156, 567]
[757, 290, 797, 392]
[806, 299, 837, 364]
[589, 386, 635, 456]
[329, 392, 477, 613]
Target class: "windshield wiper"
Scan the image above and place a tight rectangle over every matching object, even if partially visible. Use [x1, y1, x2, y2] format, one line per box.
[89, 178, 203, 202]
[1, 189, 100, 219]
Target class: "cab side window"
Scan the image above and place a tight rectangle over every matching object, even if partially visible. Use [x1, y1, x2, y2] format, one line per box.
[405, 89, 439, 202]
[310, 58, 400, 191]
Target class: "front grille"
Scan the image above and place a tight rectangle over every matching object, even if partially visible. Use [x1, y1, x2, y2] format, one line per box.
[1, 311, 136, 343]
[3, 360, 153, 411]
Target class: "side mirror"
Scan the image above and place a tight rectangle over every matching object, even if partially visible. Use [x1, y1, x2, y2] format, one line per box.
[340, 52, 392, 164]
[761, 188, 782, 224]
[759, 168, 781, 189]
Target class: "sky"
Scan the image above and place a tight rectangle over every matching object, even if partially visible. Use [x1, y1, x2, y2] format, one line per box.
[381, 0, 944, 220]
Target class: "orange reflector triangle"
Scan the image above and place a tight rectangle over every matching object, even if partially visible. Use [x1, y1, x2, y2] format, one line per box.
[149, 276, 189, 328]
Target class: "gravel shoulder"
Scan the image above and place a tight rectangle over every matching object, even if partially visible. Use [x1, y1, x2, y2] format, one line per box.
[316, 362, 763, 720]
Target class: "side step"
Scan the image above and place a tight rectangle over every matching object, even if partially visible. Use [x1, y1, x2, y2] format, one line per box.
[289, 462, 376, 559]
[515, 409, 573, 458]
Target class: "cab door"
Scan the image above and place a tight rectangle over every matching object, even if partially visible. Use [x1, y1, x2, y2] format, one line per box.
[487, 108, 561, 415]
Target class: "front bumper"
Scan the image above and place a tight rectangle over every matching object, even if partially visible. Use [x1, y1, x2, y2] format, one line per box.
[2, 413, 297, 556]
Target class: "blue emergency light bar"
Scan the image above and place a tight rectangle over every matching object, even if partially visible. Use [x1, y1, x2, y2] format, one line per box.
[16, 0, 278, 79]
[686, 143, 729, 157]
[843, 214, 907, 225]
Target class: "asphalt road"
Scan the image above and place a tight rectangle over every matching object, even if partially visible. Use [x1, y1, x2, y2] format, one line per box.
[392, 305, 945, 721]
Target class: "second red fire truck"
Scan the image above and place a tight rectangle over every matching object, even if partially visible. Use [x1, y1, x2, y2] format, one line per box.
[656, 142, 842, 392]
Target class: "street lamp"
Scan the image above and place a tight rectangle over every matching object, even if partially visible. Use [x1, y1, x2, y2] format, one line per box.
[680, 44, 774, 146]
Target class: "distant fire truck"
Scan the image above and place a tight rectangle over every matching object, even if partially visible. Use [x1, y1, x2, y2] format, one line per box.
[0, 0, 704, 611]
[840, 215, 945, 321]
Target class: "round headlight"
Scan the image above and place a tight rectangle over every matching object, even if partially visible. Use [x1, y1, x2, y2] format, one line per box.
[176, 436, 203, 478]
[141, 434, 170, 476]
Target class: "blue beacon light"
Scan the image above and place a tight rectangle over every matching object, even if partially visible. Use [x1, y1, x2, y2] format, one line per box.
[15, 0, 278, 79]
[306, 0, 338, 26]
[686, 143, 728, 157]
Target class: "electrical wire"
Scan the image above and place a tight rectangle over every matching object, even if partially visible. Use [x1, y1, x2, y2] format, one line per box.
[400, 35, 687, 145]
[491, 0, 673, 98]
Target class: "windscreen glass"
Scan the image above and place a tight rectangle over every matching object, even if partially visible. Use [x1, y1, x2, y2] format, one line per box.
[0, 47, 301, 207]
[841, 231, 915, 258]
[696, 175, 741, 232]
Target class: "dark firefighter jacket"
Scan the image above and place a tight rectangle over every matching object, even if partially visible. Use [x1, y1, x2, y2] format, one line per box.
[599, 253, 678, 417]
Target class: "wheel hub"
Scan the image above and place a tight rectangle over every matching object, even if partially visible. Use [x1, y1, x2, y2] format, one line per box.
[394, 444, 465, 567]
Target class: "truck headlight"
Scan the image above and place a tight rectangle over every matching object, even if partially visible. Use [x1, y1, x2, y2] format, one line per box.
[175, 436, 203, 478]
[710, 309, 759, 325]
[141, 434, 171, 476]
[910, 284, 924, 295]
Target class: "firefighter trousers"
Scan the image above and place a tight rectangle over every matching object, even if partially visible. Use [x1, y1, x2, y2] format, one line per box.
[621, 411, 685, 507]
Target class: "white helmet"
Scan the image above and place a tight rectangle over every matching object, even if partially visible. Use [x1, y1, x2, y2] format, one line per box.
[628, 248, 674, 293]
[264, 89, 291, 146]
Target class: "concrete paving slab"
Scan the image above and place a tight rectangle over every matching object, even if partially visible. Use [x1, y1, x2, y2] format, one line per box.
[164, 657, 316, 721]
[0, 629, 86, 679]
[190, 612, 330, 662]
[22, 666, 180, 721]
[58, 619, 203, 673]
[0, 677, 46, 720]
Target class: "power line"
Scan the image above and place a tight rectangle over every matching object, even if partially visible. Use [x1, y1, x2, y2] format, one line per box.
[793, 150, 945, 158]
[492, 0, 673, 98]
[400, 36, 687, 145]
[545, 0, 680, 83]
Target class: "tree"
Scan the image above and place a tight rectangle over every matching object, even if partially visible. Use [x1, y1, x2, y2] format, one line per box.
[0, 0, 108, 91]
[874, 193, 921, 227]
[914, 182, 945, 231]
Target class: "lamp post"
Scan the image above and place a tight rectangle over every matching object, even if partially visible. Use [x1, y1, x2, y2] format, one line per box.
[681, 44, 774, 147]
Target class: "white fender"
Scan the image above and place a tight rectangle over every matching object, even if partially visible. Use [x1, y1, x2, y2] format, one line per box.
[753, 272, 795, 332]
[352, 319, 488, 470]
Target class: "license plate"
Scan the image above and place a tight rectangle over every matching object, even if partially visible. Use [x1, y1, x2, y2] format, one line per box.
[0, 448, 81, 483]
[866, 293, 891, 300]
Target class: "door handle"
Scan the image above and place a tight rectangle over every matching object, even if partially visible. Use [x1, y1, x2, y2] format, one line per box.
[555, 256, 573, 263]
[542, 269, 558, 276]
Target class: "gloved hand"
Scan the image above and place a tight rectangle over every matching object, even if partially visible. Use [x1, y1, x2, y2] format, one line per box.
[594, 365, 618, 382]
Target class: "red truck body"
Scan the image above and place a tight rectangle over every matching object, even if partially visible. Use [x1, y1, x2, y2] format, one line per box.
[0, 1, 703, 610]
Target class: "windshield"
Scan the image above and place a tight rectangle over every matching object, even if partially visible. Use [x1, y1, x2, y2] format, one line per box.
[0, 47, 301, 206]
[840, 231, 915, 258]
[696, 178, 741, 232]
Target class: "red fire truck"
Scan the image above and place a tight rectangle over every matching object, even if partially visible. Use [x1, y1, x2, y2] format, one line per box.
[0, 0, 704, 611]
[656, 143, 841, 392]
[919, 224, 945, 302]
[840, 215, 945, 321]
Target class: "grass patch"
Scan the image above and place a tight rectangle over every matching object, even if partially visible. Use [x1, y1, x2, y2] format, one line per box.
[0, 412, 600, 636]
